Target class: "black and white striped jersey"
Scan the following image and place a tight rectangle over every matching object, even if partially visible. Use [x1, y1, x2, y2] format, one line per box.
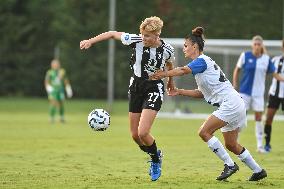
[120, 33, 175, 79]
[268, 55, 284, 98]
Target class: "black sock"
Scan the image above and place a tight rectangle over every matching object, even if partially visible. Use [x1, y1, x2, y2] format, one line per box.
[240, 147, 246, 155]
[139, 145, 149, 153]
[147, 140, 159, 163]
[264, 124, 272, 145]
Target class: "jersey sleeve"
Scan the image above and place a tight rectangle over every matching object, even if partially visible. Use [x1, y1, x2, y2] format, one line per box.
[120, 33, 142, 46]
[267, 58, 276, 73]
[45, 70, 51, 81]
[60, 69, 67, 80]
[236, 52, 245, 68]
[165, 44, 175, 63]
[187, 58, 207, 75]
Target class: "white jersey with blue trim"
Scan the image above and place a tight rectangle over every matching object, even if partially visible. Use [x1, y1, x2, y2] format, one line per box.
[187, 54, 237, 107]
[120, 33, 175, 79]
[268, 55, 284, 98]
[237, 51, 275, 97]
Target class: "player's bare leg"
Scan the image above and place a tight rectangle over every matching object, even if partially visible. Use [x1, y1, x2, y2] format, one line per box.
[138, 109, 162, 181]
[199, 115, 239, 180]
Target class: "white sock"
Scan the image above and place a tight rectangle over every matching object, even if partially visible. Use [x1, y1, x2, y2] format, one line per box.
[207, 136, 234, 166]
[255, 121, 264, 149]
[238, 148, 262, 173]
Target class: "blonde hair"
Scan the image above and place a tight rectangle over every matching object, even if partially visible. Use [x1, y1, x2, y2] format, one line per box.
[252, 35, 267, 54]
[139, 16, 163, 35]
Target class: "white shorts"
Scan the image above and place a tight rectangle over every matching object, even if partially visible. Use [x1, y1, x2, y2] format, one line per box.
[212, 93, 247, 132]
[240, 93, 264, 112]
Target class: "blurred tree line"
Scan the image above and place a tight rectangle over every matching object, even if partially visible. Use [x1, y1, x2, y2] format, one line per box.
[0, 0, 282, 99]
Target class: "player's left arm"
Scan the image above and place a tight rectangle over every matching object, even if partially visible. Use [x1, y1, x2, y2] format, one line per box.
[63, 70, 73, 98]
[165, 60, 175, 91]
[168, 88, 203, 98]
[150, 66, 192, 80]
[272, 73, 284, 81]
[268, 58, 284, 81]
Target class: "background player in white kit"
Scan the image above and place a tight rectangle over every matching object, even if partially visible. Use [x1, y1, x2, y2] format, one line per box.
[233, 35, 284, 153]
[150, 27, 267, 181]
[264, 39, 284, 152]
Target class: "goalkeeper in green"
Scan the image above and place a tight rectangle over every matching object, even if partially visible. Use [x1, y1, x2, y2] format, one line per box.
[44, 59, 73, 123]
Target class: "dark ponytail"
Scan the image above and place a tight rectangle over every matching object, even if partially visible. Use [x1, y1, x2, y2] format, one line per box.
[186, 26, 205, 51]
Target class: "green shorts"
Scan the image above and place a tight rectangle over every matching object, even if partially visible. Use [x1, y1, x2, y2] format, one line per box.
[48, 90, 65, 101]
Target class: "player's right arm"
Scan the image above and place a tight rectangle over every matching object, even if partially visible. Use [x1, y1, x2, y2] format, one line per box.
[233, 52, 245, 90]
[44, 71, 53, 94]
[80, 31, 124, 49]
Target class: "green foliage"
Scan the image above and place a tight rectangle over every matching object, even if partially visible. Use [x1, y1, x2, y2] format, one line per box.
[0, 0, 282, 98]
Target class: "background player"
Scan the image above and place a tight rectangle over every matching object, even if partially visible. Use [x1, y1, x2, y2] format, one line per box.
[45, 59, 73, 123]
[264, 39, 284, 152]
[233, 35, 284, 153]
[80, 16, 175, 181]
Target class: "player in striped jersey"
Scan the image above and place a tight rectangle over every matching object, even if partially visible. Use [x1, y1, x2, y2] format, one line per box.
[233, 35, 284, 153]
[80, 16, 175, 181]
[150, 26, 267, 181]
[264, 39, 284, 152]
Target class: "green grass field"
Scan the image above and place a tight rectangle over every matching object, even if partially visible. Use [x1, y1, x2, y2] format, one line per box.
[1, 97, 284, 189]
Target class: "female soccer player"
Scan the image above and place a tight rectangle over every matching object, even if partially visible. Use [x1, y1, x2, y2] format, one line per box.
[45, 59, 73, 123]
[80, 16, 175, 181]
[150, 27, 267, 181]
[264, 39, 284, 152]
[233, 35, 284, 153]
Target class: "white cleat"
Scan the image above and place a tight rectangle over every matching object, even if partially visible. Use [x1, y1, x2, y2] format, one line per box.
[257, 147, 268, 154]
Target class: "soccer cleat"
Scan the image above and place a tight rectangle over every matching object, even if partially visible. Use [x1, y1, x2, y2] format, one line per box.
[249, 169, 267, 181]
[150, 161, 161, 181]
[148, 150, 163, 176]
[216, 162, 239, 181]
[257, 147, 268, 154]
[264, 144, 271, 152]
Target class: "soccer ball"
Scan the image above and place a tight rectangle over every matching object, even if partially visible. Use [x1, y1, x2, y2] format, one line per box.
[87, 109, 110, 131]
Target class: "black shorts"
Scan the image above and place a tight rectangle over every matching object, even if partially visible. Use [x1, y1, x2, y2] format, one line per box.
[128, 76, 164, 113]
[267, 94, 284, 111]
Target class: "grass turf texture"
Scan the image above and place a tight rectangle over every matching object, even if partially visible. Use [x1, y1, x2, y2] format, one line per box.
[1, 97, 284, 188]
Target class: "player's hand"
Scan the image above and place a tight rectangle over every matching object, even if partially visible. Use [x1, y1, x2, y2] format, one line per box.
[149, 70, 166, 80]
[65, 85, 73, 98]
[80, 40, 92, 49]
[167, 80, 175, 92]
[167, 87, 179, 96]
[45, 85, 53, 94]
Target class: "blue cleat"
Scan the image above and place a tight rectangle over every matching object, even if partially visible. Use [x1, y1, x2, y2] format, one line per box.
[264, 144, 271, 152]
[148, 150, 163, 175]
[150, 161, 161, 181]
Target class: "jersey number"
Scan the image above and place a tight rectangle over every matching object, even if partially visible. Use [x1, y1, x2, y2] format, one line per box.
[148, 92, 159, 102]
[214, 64, 228, 82]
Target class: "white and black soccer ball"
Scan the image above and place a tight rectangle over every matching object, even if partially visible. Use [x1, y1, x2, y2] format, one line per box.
[87, 109, 110, 131]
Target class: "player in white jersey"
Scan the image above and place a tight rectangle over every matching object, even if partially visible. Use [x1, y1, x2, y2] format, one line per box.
[264, 39, 284, 152]
[150, 27, 267, 181]
[80, 16, 175, 181]
[233, 35, 284, 153]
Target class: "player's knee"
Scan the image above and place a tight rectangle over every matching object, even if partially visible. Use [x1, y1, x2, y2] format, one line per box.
[265, 116, 273, 125]
[198, 127, 208, 141]
[138, 129, 149, 139]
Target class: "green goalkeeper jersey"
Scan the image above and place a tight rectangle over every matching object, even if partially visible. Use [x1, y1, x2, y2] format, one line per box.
[45, 68, 67, 92]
